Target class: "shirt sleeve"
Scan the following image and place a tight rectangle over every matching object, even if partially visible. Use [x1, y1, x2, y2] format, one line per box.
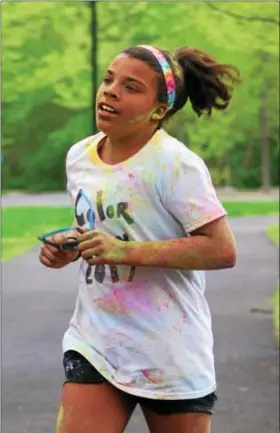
[163, 152, 227, 234]
[65, 136, 91, 207]
[65, 146, 76, 207]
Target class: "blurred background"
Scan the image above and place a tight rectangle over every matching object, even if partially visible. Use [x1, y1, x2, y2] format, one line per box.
[2, 1, 279, 192]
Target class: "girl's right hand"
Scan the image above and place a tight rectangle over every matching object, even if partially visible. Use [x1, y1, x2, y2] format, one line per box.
[39, 234, 80, 269]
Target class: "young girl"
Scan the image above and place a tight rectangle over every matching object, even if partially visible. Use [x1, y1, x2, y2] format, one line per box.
[40, 44, 239, 433]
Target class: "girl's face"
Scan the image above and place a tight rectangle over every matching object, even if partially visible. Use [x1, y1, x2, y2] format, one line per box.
[96, 54, 164, 137]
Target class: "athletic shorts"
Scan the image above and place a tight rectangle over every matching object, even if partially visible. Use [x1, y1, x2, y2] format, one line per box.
[63, 350, 217, 415]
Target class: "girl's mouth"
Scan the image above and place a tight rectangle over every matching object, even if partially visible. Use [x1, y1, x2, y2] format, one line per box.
[98, 103, 119, 118]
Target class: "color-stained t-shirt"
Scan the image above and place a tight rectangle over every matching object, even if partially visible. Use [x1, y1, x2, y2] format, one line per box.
[62, 128, 227, 399]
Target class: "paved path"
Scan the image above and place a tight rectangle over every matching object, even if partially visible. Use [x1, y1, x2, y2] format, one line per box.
[2, 216, 279, 433]
[1, 192, 72, 207]
[2, 188, 279, 208]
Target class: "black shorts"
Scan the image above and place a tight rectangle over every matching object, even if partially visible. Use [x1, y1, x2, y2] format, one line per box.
[63, 350, 217, 415]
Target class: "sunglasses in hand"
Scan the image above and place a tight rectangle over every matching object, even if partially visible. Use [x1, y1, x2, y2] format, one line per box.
[37, 226, 81, 251]
[37, 189, 95, 251]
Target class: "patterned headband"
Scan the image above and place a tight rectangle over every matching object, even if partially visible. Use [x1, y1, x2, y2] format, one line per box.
[139, 45, 176, 110]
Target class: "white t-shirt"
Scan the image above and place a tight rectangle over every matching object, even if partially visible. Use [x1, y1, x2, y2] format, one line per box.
[63, 129, 227, 399]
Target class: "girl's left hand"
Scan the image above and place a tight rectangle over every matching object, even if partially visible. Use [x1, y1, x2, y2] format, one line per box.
[77, 229, 128, 265]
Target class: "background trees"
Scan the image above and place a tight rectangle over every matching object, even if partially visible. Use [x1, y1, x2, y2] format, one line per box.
[2, 1, 279, 191]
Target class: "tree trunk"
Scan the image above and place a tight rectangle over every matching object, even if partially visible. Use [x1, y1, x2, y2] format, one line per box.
[90, 1, 98, 134]
[259, 87, 271, 191]
[242, 137, 254, 170]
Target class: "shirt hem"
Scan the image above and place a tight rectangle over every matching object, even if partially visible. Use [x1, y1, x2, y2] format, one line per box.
[62, 337, 217, 400]
[185, 210, 227, 234]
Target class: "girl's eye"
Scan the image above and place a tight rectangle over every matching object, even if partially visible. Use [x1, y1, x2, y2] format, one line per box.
[125, 84, 138, 92]
[103, 77, 111, 84]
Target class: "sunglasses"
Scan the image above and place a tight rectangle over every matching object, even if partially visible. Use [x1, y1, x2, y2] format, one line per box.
[38, 190, 95, 251]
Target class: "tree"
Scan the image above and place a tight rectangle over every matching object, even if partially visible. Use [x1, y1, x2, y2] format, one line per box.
[184, 1, 279, 189]
[205, 2, 279, 27]
[2, 1, 279, 190]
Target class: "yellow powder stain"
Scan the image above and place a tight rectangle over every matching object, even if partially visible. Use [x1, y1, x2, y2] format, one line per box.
[86, 138, 101, 165]
[99, 366, 115, 383]
[174, 167, 180, 178]
[151, 131, 163, 149]
[56, 405, 64, 433]
[139, 167, 155, 184]
[94, 291, 129, 316]
[76, 344, 90, 358]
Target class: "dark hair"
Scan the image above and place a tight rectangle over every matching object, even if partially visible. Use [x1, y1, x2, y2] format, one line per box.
[123, 45, 241, 121]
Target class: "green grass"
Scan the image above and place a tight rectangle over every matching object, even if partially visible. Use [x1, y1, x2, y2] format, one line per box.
[2, 206, 74, 262]
[222, 200, 279, 217]
[266, 222, 279, 345]
[1, 201, 279, 263]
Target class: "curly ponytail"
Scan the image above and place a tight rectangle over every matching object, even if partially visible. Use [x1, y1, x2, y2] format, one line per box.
[122, 45, 241, 121]
[172, 46, 241, 117]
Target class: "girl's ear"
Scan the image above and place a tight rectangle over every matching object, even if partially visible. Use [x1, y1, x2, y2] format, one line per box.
[150, 105, 169, 120]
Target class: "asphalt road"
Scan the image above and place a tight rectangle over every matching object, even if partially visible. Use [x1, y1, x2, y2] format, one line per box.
[2, 189, 279, 208]
[2, 215, 279, 433]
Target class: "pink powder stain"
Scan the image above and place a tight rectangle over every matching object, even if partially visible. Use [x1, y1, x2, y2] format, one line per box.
[126, 201, 133, 213]
[141, 369, 165, 384]
[128, 172, 135, 180]
[163, 287, 176, 300]
[157, 301, 169, 313]
[107, 331, 133, 349]
[142, 369, 158, 384]
[94, 285, 152, 316]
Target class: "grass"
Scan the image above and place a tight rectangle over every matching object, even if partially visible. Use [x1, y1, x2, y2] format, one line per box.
[2, 206, 74, 262]
[1, 201, 279, 263]
[222, 200, 279, 217]
[266, 222, 279, 345]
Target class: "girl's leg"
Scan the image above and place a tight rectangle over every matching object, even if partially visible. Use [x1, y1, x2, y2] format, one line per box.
[56, 382, 136, 433]
[140, 393, 216, 433]
[142, 408, 211, 433]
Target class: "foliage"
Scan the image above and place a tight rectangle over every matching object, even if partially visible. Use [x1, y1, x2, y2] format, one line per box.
[2, 2, 279, 190]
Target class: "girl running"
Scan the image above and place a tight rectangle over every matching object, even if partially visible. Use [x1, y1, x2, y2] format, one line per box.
[40, 44, 239, 433]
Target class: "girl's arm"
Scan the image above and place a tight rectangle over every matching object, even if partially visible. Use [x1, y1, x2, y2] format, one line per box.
[78, 215, 236, 271]
[121, 215, 236, 270]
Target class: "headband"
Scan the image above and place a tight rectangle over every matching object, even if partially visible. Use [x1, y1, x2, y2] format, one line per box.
[139, 45, 176, 110]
